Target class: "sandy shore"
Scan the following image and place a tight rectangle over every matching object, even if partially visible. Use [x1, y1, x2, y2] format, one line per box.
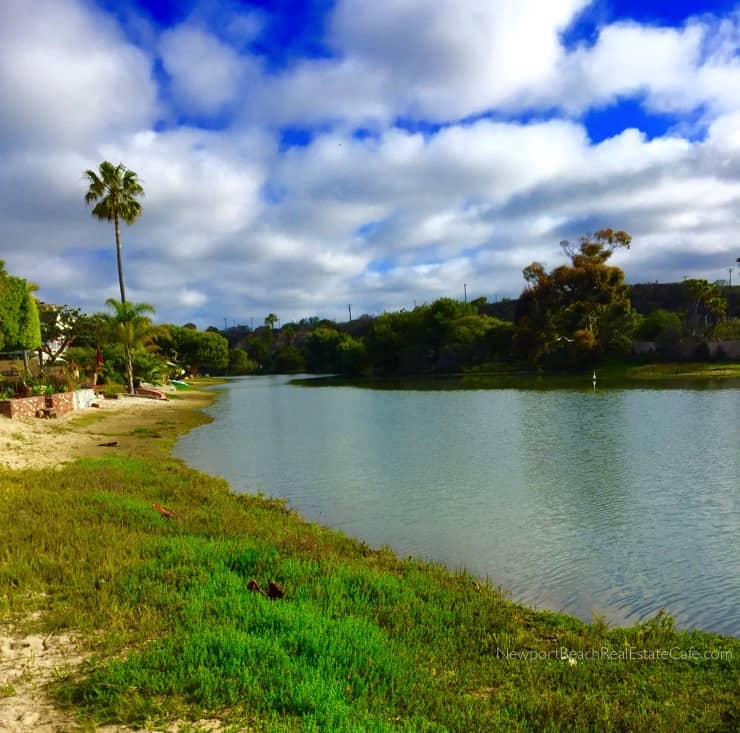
[0, 393, 185, 471]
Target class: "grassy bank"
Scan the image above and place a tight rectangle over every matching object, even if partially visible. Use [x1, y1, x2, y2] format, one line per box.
[614, 361, 740, 379]
[0, 389, 738, 732]
[466, 359, 740, 383]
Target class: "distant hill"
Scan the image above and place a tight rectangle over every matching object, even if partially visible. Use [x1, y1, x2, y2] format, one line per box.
[477, 283, 740, 321]
[628, 283, 739, 317]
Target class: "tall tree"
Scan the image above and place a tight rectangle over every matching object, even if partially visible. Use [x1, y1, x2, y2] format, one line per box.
[104, 298, 157, 394]
[684, 279, 727, 336]
[0, 261, 41, 352]
[83, 161, 144, 303]
[514, 229, 639, 365]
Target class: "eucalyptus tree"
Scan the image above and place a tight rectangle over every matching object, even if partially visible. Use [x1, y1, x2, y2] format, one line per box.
[515, 229, 639, 365]
[83, 161, 144, 303]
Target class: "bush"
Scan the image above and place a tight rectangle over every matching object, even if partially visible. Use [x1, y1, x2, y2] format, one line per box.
[712, 318, 740, 341]
[637, 309, 683, 340]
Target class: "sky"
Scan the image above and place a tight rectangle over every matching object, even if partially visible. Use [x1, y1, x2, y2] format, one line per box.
[1, 0, 740, 327]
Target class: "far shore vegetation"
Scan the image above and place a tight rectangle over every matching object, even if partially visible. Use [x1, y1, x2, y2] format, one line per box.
[1, 388, 738, 732]
[1, 229, 739, 399]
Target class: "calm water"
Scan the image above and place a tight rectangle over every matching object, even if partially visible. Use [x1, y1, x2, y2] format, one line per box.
[175, 376, 740, 635]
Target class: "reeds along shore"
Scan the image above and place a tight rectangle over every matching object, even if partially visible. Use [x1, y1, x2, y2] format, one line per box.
[0, 386, 738, 732]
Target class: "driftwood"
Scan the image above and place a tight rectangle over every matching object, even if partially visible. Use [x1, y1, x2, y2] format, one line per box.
[97, 441, 118, 447]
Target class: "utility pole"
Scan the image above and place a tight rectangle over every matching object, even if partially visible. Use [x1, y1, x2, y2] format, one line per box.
[224, 317, 228, 330]
[729, 268, 734, 287]
[348, 304, 352, 321]
[463, 283, 467, 303]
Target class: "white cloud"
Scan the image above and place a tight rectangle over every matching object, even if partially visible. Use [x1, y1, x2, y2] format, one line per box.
[0, 0, 156, 151]
[98, 127, 269, 256]
[160, 24, 253, 114]
[178, 288, 208, 308]
[2, 0, 740, 326]
[329, 0, 590, 120]
[246, 57, 389, 126]
[243, 3, 740, 130]
[554, 22, 703, 113]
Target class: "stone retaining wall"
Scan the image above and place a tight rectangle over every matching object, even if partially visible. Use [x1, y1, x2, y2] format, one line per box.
[1, 389, 99, 419]
[46, 392, 75, 417]
[0, 395, 47, 419]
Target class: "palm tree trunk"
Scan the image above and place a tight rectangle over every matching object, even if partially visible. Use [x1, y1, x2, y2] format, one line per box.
[125, 345, 135, 395]
[115, 212, 126, 304]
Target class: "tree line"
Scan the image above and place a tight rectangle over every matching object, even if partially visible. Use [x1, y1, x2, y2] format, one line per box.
[3, 230, 737, 392]
[224, 230, 738, 376]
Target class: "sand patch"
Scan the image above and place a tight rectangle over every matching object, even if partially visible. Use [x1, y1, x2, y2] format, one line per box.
[0, 626, 85, 732]
[0, 395, 182, 471]
[0, 624, 230, 731]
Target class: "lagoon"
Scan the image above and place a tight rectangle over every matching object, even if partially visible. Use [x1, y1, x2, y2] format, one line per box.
[175, 375, 740, 636]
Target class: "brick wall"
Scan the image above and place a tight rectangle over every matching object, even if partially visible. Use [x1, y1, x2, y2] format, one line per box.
[0, 391, 91, 419]
[46, 392, 75, 417]
[0, 395, 47, 419]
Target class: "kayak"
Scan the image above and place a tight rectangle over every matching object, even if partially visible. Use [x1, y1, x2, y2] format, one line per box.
[170, 379, 191, 390]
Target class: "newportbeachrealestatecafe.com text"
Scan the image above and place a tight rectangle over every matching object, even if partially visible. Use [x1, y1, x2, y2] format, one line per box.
[496, 647, 732, 662]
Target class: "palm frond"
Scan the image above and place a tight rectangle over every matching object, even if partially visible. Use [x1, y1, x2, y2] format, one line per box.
[83, 161, 144, 222]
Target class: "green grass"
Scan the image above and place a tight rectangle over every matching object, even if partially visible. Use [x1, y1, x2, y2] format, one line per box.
[0, 394, 737, 731]
[130, 425, 163, 438]
[67, 412, 109, 428]
[624, 362, 740, 379]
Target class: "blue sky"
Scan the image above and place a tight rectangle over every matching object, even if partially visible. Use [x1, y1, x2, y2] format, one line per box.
[1, 0, 739, 326]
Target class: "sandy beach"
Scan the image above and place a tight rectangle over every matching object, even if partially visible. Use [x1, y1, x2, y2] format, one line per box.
[0, 393, 185, 471]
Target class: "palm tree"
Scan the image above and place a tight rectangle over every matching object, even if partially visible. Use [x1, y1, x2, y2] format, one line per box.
[84, 162, 144, 304]
[104, 298, 158, 394]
